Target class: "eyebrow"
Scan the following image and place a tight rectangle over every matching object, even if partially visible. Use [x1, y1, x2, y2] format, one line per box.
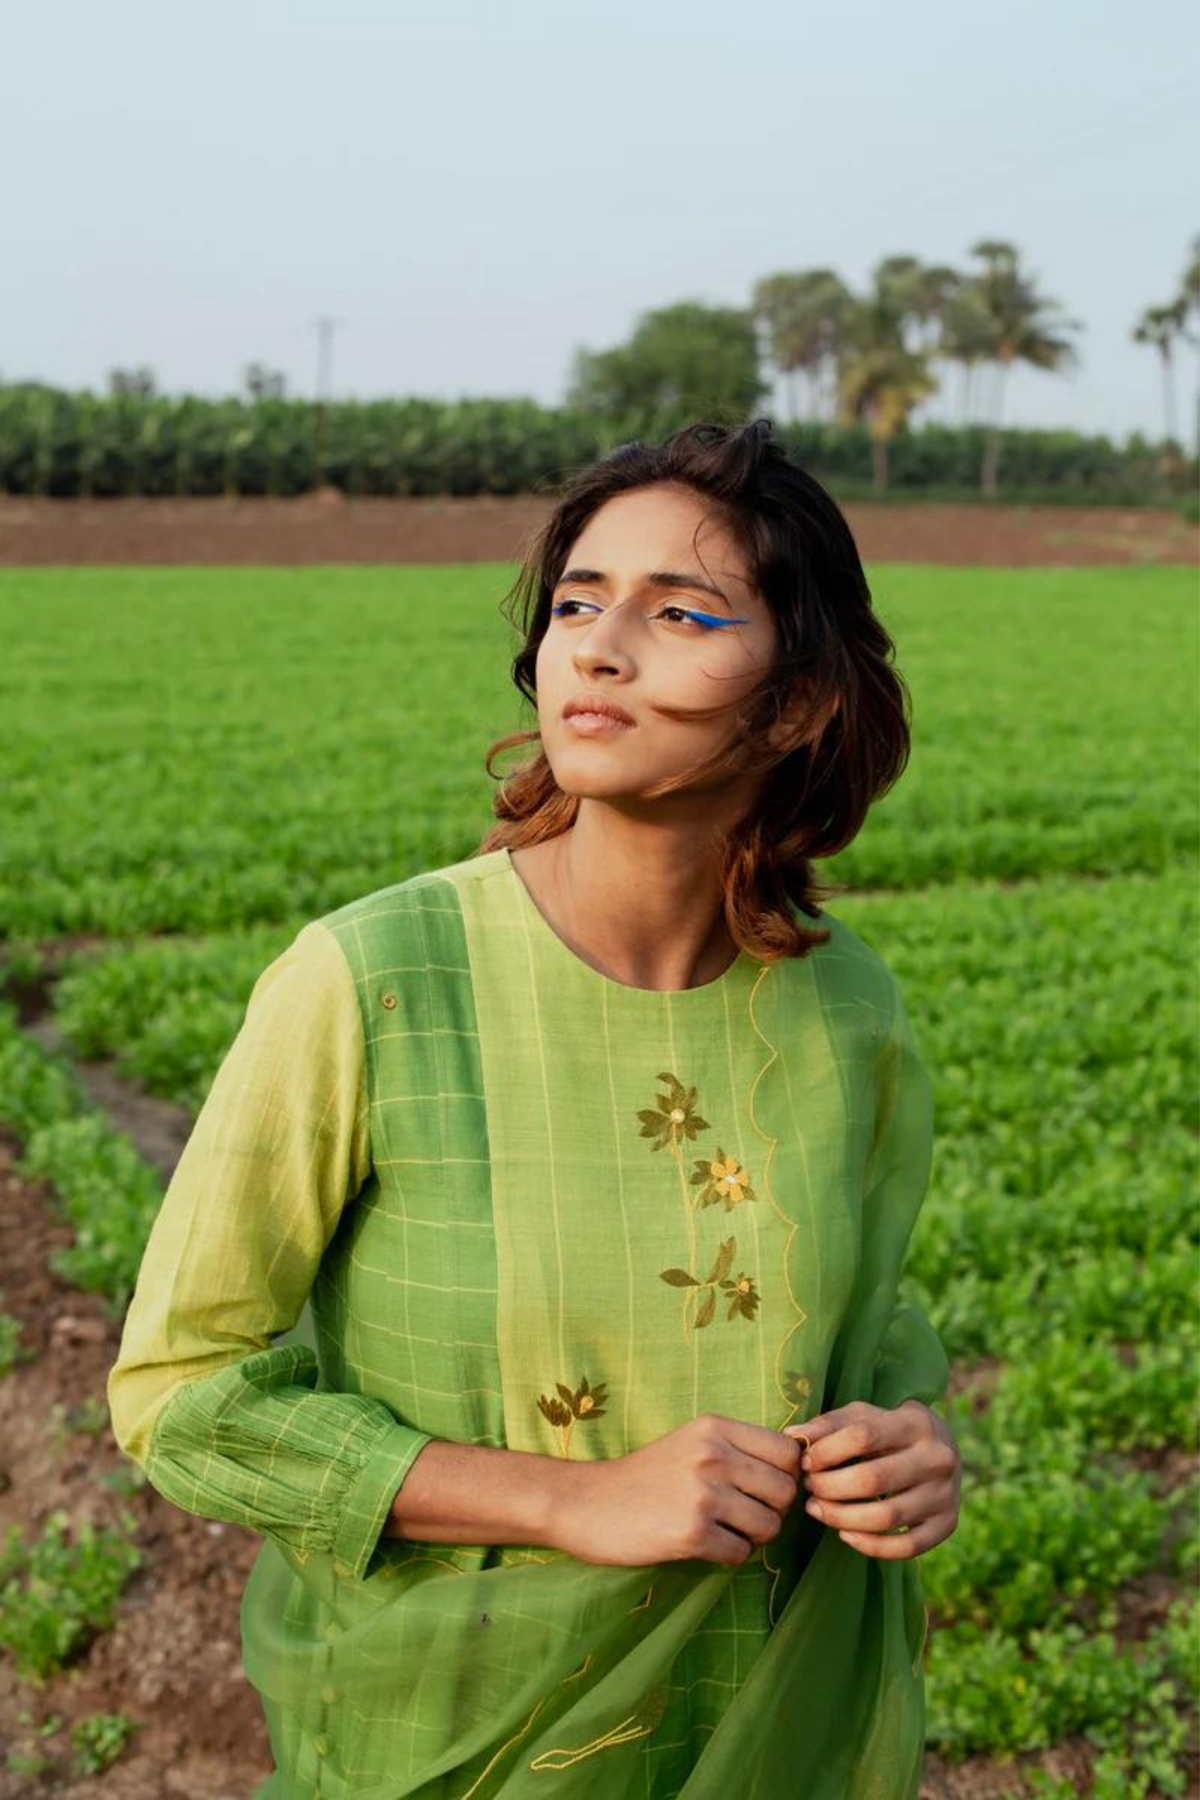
[554, 567, 736, 612]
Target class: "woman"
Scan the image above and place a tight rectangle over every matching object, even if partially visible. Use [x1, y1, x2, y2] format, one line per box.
[108, 418, 961, 1800]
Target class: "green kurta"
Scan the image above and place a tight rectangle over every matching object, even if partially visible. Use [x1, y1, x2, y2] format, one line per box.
[107, 845, 948, 1799]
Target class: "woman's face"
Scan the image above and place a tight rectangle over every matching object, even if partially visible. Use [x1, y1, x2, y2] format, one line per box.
[534, 482, 779, 810]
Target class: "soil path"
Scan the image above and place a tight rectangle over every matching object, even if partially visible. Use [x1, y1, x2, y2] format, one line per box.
[0, 493, 1195, 568]
[0, 1137, 272, 1799]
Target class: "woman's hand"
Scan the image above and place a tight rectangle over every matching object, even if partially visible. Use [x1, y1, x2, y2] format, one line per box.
[784, 1398, 960, 1559]
[554, 1412, 803, 1568]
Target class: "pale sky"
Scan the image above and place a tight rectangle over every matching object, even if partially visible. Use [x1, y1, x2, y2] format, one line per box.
[3, 0, 1197, 441]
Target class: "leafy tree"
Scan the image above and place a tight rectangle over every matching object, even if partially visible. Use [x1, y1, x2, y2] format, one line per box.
[244, 361, 287, 401]
[107, 367, 156, 401]
[566, 301, 767, 435]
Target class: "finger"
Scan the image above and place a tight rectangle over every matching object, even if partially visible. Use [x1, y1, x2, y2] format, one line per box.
[836, 1514, 954, 1559]
[720, 1486, 789, 1544]
[722, 1416, 805, 1476]
[804, 1447, 941, 1504]
[798, 1407, 918, 1474]
[804, 1479, 945, 1537]
[729, 1446, 800, 1516]
[782, 1402, 873, 1449]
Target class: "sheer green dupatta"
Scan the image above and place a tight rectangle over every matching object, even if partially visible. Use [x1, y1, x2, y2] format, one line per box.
[665, 985, 951, 1800]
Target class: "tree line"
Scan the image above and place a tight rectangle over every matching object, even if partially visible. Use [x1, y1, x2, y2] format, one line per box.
[0, 235, 1195, 503]
[569, 236, 1200, 494]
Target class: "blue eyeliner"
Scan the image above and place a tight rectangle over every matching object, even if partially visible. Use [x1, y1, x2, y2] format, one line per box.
[550, 601, 749, 631]
[687, 609, 751, 630]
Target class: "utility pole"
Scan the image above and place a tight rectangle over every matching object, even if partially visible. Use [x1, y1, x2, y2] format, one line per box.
[313, 316, 341, 486]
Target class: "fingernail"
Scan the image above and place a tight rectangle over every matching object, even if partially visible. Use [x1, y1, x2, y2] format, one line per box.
[800, 1453, 813, 1472]
[805, 1499, 823, 1520]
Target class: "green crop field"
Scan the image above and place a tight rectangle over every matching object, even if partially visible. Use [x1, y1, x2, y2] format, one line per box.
[0, 562, 1196, 1796]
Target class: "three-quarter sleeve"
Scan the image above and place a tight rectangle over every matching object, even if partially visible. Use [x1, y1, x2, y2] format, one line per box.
[106, 919, 434, 1582]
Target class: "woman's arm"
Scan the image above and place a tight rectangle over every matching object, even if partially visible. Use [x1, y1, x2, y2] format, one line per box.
[107, 920, 435, 1583]
[383, 1439, 581, 1547]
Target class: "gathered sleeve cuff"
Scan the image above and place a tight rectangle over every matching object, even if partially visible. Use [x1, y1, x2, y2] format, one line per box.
[106, 918, 434, 1581]
[143, 1343, 434, 1582]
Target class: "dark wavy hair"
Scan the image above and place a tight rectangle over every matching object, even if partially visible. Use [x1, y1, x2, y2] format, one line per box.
[476, 418, 910, 961]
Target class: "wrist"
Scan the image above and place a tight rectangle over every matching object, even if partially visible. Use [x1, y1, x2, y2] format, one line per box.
[537, 1453, 606, 1556]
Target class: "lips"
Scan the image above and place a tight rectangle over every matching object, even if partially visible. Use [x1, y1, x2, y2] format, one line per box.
[562, 696, 636, 726]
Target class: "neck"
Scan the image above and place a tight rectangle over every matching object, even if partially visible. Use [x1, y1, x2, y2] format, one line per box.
[531, 800, 743, 992]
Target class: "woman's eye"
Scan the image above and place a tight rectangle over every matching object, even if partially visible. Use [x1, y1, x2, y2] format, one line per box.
[550, 597, 715, 630]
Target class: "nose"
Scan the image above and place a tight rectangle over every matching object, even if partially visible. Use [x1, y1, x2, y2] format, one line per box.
[570, 596, 636, 676]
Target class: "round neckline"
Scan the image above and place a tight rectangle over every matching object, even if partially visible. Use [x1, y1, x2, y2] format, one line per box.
[500, 845, 758, 1000]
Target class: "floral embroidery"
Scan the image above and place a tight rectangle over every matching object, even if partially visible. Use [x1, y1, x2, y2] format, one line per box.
[659, 1235, 760, 1329]
[690, 1148, 756, 1211]
[637, 1073, 710, 1153]
[723, 1269, 762, 1321]
[537, 1376, 609, 1457]
[639, 1071, 761, 1338]
[782, 1369, 812, 1407]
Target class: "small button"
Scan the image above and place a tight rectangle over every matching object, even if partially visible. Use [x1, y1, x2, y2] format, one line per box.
[334, 1561, 352, 1578]
[323, 1622, 341, 1643]
[321, 1684, 337, 1704]
[314, 1733, 330, 1756]
[380, 990, 397, 1010]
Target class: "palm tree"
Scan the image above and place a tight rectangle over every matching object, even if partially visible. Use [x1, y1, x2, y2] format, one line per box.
[1178, 233, 1200, 459]
[836, 264, 937, 493]
[939, 285, 1002, 424]
[965, 240, 1082, 496]
[906, 265, 966, 423]
[1132, 300, 1189, 448]
[751, 270, 854, 421]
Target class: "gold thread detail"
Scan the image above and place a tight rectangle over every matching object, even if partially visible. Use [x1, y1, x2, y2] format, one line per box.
[459, 1695, 549, 1798]
[529, 1688, 669, 1771]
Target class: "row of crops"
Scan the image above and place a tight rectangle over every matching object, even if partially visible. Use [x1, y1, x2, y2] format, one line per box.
[0, 560, 1196, 1793]
[0, 385, 1193, 504]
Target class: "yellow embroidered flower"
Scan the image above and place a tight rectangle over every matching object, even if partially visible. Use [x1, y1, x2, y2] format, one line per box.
[637, 1072, 710, 1154]
[690, 1147, 756, 1211]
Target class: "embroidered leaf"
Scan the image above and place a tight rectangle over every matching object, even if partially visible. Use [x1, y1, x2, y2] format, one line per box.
[694, 1287, 716, 1329]
[708, 1237, 736, 1285]
[556, 1383, 575, 1407]
[660, 1267, 700, 1287]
